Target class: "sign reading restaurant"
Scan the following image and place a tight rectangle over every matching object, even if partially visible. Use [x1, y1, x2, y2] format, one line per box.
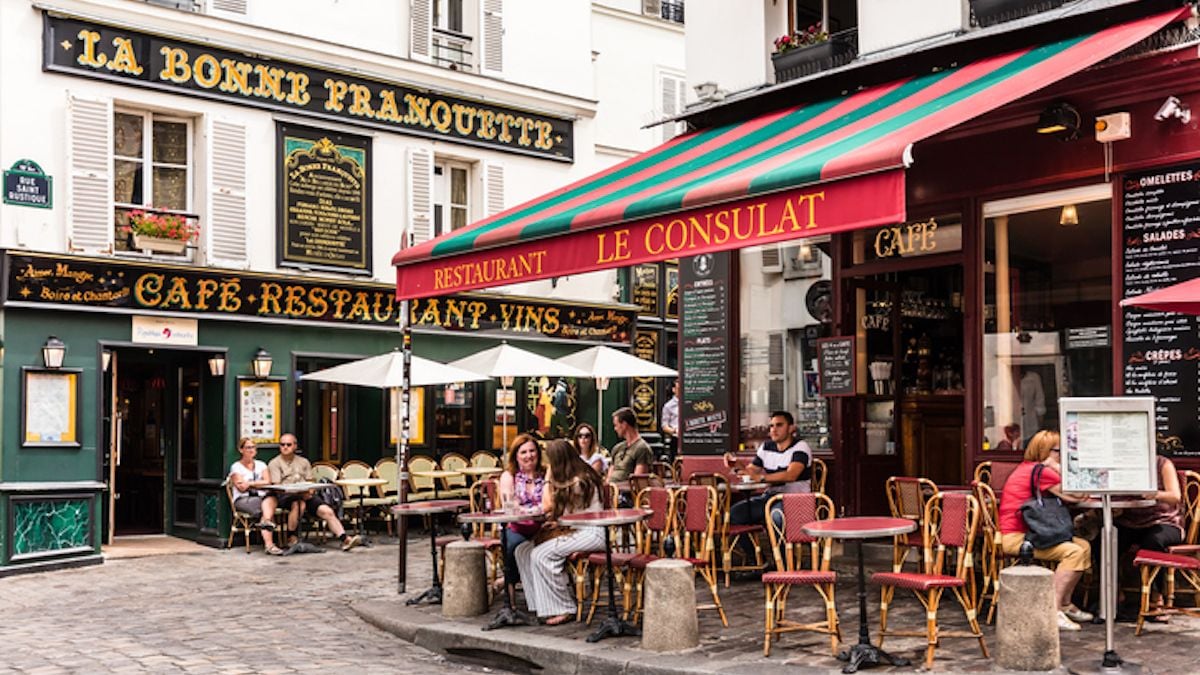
[3, 252, 633, 343]
[43, 14, 574, 161]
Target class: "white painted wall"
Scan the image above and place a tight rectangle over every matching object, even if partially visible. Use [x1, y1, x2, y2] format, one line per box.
[856, 0, 968, 56]
[685, 0, 785, 96]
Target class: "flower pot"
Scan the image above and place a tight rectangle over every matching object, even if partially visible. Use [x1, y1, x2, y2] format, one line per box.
[132, 233, 188, 254]
[771, 31, 857, 84]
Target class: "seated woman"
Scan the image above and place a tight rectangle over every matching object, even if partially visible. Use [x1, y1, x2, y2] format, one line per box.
[573, 422, 608, 475]
[998, 429, 1092, 631]
[228, 437, 282, 555]
[499, 433, 546, 588]
[1116, 451, 1183, 616]
[515, 439, 606, 625]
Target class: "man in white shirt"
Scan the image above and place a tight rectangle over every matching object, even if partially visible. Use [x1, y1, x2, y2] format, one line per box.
[660, 378, 680, 461]
[729, 411, 813, 567]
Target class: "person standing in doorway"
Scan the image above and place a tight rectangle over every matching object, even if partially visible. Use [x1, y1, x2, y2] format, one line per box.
[660, 378, 680, 462]
[267, 433, 360, 551]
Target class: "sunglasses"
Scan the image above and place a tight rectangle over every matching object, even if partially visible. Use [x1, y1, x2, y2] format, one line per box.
[279, 442, 295, 447]
[577, 433, 593, 439]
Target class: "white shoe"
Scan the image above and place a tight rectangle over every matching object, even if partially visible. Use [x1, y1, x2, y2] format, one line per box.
[1057, 611, 1081, 631]
[1063, 605, 1094, 623]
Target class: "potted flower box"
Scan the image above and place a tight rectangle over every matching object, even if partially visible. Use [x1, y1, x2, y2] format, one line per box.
[771, 27, 858, 84]
[131, 233, 188, 255]
[122, 207, 197, 255]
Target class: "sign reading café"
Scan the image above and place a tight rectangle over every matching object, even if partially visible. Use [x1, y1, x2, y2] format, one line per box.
[43, 14, 574, 161]
[3, 253, 632, 343]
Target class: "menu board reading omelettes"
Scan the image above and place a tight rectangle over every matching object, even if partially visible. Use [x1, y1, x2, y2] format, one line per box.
[680, 253, 734, 455]
[817, 336, 856, 397]
[1122, 164, 1200, 456]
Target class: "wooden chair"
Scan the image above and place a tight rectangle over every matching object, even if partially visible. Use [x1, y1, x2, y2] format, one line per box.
[973, 460, 1019, 494]
[1133, 549, 1200, 634]
[872, 491, 988, 669]
[437, 452, 472, 499]
[337, 460, 376, 533]
[566, 482, 623, 621]
[691, 471, 763, 586]
[311, 461, 340, 483]
[466, 478, 504, 590]
[972, 480, 1003, 623]
[224, 479, 256, 553]
[627, 472, 662, 495]
[651, 461, 676, 483]
[470, 450, 500, 468]
[373, 457, 400, 535]
[762, 492, 840, 657]
[885, 476, 938, 571]
[1161, 470, 1200, 607]
[406, 455, 439, 502]
[586, 486, 675, 624]
[810, 457, 827, 495]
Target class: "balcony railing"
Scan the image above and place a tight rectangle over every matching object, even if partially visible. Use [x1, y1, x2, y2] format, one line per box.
[771, 28, 858, 85]
[433, 28, 474, 71]
[970, 0, 1068, 28]
[661, 0, 685, 24]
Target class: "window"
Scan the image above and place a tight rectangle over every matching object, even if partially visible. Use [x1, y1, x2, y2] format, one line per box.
[658, 71, 688, 142]
[414, 0, 501, 74]
[433, 160, 470, 236]
[432, 0, 473, 71]
[113, 110, 193, 252]
[434, 0, 464, 32]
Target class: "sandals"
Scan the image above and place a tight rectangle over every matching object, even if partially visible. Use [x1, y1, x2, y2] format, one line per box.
[265, 545, 284, 556]
[543, 614, 573, 626]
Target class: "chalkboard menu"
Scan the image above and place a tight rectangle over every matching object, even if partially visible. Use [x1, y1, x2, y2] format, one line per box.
[817, 336, 857, 397]
[632, 264, 659, 316]
[1122, 163, 1200, 456]
[680, 252, 735, 455]
[277, 122, 372, 274]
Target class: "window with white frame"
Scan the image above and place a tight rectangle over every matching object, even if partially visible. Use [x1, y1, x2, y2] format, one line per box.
[113, 110, 194, 252]
[412, 0, 502, 74]
[658, 70, 688, 142]
[433, 160, 471, 236]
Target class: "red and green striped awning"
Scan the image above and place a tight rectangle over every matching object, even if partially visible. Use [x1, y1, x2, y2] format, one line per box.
[394, 8, 1184, 300]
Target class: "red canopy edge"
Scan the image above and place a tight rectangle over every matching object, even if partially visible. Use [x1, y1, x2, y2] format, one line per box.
[395, 170, 905, 300]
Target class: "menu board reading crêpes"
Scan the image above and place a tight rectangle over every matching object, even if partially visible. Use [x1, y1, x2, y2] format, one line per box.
[680, 253, 734, 455]
[1122, 164, 1200, 456]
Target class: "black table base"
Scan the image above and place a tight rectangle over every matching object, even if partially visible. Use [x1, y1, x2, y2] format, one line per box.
[586, 524, 641, 643]
[406, 516, 443, 606]
[353, 491, 374, 548]
[838, 540, 909, 674]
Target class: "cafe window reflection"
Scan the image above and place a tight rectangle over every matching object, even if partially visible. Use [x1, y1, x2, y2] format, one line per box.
[435, 382, 475, 456]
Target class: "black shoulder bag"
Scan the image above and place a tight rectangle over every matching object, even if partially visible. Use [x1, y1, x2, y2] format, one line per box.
[1019, 463, 1074, 549]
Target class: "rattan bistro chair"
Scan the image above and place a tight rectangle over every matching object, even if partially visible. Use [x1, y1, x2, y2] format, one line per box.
[885, 476, 938, 572]
[224, 478, 256, 553]
[762, 492, 840, 657]
[810, 457, 828, 495]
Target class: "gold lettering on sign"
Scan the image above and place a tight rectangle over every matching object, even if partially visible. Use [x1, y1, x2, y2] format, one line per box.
[77, 30, 107, 68]
[873, 218, 938, 258]
[107, 37, 143, 75]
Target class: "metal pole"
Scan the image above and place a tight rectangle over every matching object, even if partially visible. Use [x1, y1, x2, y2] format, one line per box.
[397, 299, 412, 594]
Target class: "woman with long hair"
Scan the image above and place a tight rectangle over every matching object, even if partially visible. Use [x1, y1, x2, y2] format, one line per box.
[498, 433, 546, 587]
[514, 439, 605, 625]
[997, 429, 1091, 630]
[573, 422, 608, 475]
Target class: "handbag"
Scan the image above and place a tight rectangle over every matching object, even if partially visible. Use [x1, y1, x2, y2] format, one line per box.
[1019, 463, 1074, 549]
[533, 522, 575, 545]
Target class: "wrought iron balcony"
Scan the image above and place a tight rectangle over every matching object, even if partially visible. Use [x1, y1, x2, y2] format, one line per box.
[433, 28, 474, 72]
[771, 28, 858, 85]
[661, 0, 685, 24]
[970, 0, 1069, 27]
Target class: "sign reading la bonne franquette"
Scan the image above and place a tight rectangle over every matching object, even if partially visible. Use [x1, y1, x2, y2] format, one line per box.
[43, 14, 574, 161]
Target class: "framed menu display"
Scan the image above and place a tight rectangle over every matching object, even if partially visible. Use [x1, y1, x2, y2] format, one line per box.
[21, 368, 81, 447]
[389, 387, 426, 446]
[238, 379, 282, 445]
[1060, 396, 1156, 494]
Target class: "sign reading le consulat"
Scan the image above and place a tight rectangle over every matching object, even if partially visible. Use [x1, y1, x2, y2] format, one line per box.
[44, 14, 574, 161]
[4, 253, 633, 343]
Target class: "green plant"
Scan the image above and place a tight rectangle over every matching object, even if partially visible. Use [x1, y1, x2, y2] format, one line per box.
[773, 24, 829, 54]
[121, 208, 197, 242]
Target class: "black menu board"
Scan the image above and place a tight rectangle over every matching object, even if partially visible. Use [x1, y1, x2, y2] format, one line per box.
[1122, 164, 1200, 456]
[680, 252, 735, 455]
[817, 336, 857, 397]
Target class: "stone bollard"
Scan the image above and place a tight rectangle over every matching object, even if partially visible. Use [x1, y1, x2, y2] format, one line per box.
[641, 559, 699, 652]
[996, 565, 1060, 671]
[442, 540, 488, 618]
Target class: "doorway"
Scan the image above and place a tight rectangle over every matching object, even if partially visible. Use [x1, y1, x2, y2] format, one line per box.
[112, 355, 174, 535]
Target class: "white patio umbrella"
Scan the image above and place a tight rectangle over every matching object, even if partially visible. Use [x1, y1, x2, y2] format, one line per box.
[555, 345, 677, 432]
[448, 341, 588, 448]
[301, 349, 487, 388]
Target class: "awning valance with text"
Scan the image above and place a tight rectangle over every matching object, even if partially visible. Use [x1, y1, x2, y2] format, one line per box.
[393, 8, 1184, 300]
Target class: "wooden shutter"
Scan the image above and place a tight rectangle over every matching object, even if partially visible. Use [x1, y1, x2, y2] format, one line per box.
[210, 0, 247, 13]
[66, 93, 113, 254]
[411, 0, 432, 62]
[481, 0, 504, 76]
[660, 73, 686, 142]
[207, 118, 248, 266]
[407, 147, 434, 246]
[482, 161, 504, 217]
[767, 331, 786, 411]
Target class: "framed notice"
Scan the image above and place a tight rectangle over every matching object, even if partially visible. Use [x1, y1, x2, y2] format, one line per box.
[816, 336, 856, 397]
[277, 122, 372, 274]
[390, 387, 426, 446]
[1060, 396, 1156, 494]
[238, 379, 282, 445]
[21, 368, 80, 447]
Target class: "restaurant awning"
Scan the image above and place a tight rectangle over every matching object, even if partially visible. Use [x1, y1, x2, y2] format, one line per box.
[393, 8, 1185, 300]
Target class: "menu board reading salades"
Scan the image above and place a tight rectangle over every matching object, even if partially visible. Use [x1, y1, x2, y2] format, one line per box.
[1121, 164, 1200, 456]
[680, 252, 735, 455]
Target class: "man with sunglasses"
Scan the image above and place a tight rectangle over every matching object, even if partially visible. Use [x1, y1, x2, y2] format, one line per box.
[267, 433, 361, 551]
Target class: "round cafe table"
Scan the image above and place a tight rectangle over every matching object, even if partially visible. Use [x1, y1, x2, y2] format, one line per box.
[335, 477, 388, 546]
[729, 480, 769, 492]
[392, 500, 470, 606]
[412, 470, 463, 499]
[560, 508, 652, 643]
[803, 517, 917, 674]
[457, 466, 503, 486]
[458, 509, 546, 630]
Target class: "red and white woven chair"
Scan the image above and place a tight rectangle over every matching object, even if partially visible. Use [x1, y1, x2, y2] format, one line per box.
[884, 476, 938, 572]
[1132, 548, 1200, 634]
[761, 492, 840, 657]
[584, 486, 675, 624]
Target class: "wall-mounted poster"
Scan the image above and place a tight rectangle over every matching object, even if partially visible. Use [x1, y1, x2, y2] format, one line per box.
[21, 369, 80, 447]
[665, 264, 679, 320]
[632, 264, 659, 316]
[239, 379, 281, 445]
[389, 388, 426, 446]
[277, 122, 372, 275]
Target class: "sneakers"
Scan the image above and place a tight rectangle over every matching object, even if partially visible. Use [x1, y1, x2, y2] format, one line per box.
[341, 534, 362, 552]
[1063, 605, 1094, 623]
[1057, 611, 1082, 631]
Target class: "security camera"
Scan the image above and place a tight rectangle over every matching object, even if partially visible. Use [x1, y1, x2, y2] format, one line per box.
[1155, 96, 1191, 124]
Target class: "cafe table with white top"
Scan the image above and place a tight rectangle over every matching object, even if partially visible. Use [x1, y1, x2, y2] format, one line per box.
[411, 469, 463, 499]
[802, 517, 917, 674]
[458, 507, 546, 630]
[559, 508, 652, 643]
[457, 466, 503, 486]
[392, 499, 470, 606]
[335, 476, 388, 546]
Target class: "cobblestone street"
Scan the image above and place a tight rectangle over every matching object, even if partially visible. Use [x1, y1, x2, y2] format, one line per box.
[0, 537, 467, 674]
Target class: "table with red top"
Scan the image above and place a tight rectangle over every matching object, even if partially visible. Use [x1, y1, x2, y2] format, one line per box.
[803, 517, 917, 674]
[458, 508, 546, 630]
[560, 508, 652, 643]
[392, 499, 470, 606]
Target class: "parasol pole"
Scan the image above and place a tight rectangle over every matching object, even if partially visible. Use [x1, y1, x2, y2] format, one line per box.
[500, 375, 515, 452]
[397, 299, 412, 594]
[595, 377, 610, 444]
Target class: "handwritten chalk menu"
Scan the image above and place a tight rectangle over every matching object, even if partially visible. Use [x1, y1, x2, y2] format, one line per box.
[817, 336, 857, 397]
[1121, 164, 1200, 456]
[680, 252, 734, 455]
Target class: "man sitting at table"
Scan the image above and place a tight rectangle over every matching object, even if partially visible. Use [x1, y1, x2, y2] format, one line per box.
[729, 411, 813, 567]
[267, 432, 361, 551]
[606, 407, 653, 509]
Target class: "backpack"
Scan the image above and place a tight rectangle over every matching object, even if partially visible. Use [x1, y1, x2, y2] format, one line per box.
[316, 478, 344, 518]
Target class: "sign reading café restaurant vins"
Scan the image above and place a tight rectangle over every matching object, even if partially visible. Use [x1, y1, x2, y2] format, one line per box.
[43, 14, 574, 161]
